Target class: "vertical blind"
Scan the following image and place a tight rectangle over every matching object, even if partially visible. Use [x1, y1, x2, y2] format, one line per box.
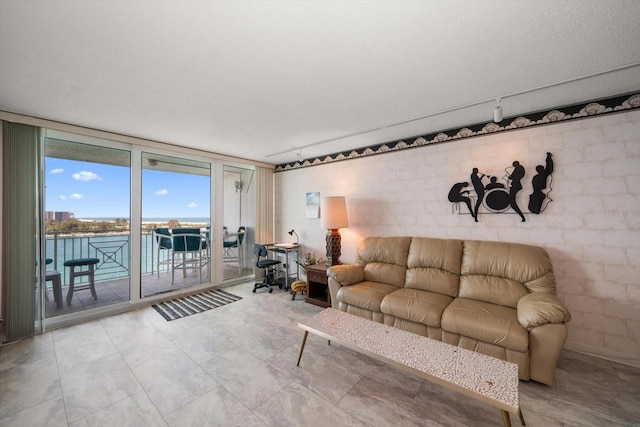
[2, 121, 40, 342]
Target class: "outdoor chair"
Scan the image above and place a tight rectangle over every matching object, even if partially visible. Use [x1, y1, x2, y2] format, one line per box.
[171, 228, 209, 285]
[64, 257, 100, 305]
[153, 227, 172, 277]
[223, 226, 246, 272]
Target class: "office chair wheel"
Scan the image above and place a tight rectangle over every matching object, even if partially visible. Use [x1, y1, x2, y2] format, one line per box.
[269, 288, 273, 293]
[252, 288, 256, 293]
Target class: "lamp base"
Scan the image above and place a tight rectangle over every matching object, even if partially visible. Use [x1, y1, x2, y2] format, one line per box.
[325, 229, 341, 266]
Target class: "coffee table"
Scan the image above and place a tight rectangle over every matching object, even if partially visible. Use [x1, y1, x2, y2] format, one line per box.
[297, 308, 525, 427]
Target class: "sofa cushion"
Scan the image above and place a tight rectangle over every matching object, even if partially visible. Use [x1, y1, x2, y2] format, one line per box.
[441, 297, 528, 352]
[337, 281, 398, 313]
[460, 240, 555, 308]
[406, 237, 463, 297]
[380, 288, 453, 328]
[356, 237, 412, 287]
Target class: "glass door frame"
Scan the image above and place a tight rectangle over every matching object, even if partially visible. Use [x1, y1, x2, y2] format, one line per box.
[42, 130, 134, 330]
[39, 130, 257, 331]
[138, 147, 215, 298]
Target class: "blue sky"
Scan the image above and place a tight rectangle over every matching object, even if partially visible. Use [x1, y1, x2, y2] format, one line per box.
[45, 158, 210, 219]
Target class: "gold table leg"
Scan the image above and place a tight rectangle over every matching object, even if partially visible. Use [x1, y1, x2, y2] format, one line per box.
[501, 409, 525, 427]
[519, 409, 526, 425]
[502, 410, 512, 427]
[296, 331, 309, 366]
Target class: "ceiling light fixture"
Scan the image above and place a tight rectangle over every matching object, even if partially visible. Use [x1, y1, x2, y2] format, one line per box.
[493, 98, 503, 123]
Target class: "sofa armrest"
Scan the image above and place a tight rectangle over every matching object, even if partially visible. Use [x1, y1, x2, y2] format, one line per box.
[327, 264, 365, 286]
[517, 292, 571, 331]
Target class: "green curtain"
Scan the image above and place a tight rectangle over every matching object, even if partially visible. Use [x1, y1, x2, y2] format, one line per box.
[2, 121, 40, 342]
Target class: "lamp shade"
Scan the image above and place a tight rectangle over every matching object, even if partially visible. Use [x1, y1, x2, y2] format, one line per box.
[321, 196, 348, 229]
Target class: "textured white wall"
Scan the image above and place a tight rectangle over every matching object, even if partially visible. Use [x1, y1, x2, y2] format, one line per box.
[275, 109, 640, 367]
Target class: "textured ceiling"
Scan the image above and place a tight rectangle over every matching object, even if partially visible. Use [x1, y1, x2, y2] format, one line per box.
[1, 1, 639, 165]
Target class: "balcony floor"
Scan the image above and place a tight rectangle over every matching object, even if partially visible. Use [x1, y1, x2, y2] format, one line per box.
[43, 265, 252, 318]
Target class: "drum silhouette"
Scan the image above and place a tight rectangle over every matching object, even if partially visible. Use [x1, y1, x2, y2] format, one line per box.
[482, 188, 510, 213]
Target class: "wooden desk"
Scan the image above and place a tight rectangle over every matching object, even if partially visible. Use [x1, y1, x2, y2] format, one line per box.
[305, 264, 330, 308]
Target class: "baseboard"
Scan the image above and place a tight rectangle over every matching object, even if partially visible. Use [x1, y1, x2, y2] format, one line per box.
[564, 340, 640, 368]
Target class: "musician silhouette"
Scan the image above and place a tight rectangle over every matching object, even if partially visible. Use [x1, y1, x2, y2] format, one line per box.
[448, 182, 474, 217]
[485, 176, 505, 190]
[507, 161, 526, 222]
[528, 152, 554, 214]
[470, 168, 487, 222]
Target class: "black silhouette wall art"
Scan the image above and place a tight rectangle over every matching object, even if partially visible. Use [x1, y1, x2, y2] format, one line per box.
[448, 152, 554, 223]
[529, 152, 554, 214]
[507, 161, 526, 222]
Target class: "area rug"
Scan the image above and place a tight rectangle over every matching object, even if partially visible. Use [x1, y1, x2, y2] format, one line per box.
[152, 289, 242, 321]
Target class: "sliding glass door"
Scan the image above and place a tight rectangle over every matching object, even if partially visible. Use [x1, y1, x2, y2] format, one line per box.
[222, 165, 255, 281]
[16, 127, 257, 332]
[44, 137, 131, 318]
[141, 152, 211, 297]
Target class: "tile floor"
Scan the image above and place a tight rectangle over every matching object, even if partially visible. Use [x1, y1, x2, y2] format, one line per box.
[1, 281, 639, 426]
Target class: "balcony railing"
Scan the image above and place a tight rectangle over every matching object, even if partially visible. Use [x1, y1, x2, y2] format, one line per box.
[46, 229, 155, 286]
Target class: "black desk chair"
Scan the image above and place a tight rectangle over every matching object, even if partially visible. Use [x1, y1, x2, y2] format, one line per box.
[253, 244, 281, 293]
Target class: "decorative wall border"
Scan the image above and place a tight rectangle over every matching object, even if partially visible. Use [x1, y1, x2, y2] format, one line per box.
[275, 92, 640, 172]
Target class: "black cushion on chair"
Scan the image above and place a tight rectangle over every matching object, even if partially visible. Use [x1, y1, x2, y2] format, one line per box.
[257, 259, 281, 268]
[64, 258, 99, 267]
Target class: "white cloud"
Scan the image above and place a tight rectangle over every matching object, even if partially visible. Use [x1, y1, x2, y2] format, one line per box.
[59, 195, 67, 200]
[155, 189, 168, 196]
[187, 202, 198, 208]
[70, 193, 83, 199]
[50, 168, 64, 174]
[72, 171, 101, 181]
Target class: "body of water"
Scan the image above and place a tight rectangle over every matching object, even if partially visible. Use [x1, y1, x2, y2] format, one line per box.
[77, 217, 210, 224]
[46, 232, 156, 284]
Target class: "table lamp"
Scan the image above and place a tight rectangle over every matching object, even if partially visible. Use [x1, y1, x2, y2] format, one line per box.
[320, 196, 349, 266]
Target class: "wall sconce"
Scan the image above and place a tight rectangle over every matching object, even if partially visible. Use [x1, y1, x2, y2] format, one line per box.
[320, 196, 349, 266]
[493, 98, 503, 123]
[288, 229, 299, 244]
[234, 180, 242, 192]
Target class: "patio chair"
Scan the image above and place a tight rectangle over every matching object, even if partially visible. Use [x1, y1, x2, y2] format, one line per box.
[171, 228, 209, 285]
[223, 226, 246, 272]
[64, 257, 100, 305]
[153, 227, 172, 278]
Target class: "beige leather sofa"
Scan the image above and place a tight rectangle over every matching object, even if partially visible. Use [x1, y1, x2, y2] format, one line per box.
[327, 237, 571, 385]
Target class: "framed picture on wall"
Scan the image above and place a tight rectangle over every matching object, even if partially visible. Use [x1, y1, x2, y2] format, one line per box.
[306, 192, 320, 218]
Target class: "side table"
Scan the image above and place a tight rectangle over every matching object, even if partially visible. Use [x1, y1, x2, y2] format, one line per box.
[305, 264, 330, 308]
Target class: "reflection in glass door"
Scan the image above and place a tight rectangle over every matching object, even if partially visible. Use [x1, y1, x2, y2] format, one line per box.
[223, 165, 255, 281]
[141, 152, 211, 297]
[44, 138, 131, 318]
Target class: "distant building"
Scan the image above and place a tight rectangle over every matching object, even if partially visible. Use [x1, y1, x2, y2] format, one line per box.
[45, 211, 74, 220]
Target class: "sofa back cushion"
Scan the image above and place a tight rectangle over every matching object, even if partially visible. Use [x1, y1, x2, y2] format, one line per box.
[460, 240, 556, 308]
[405, 237, 463, 297]
[356, 237, 412, 288]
